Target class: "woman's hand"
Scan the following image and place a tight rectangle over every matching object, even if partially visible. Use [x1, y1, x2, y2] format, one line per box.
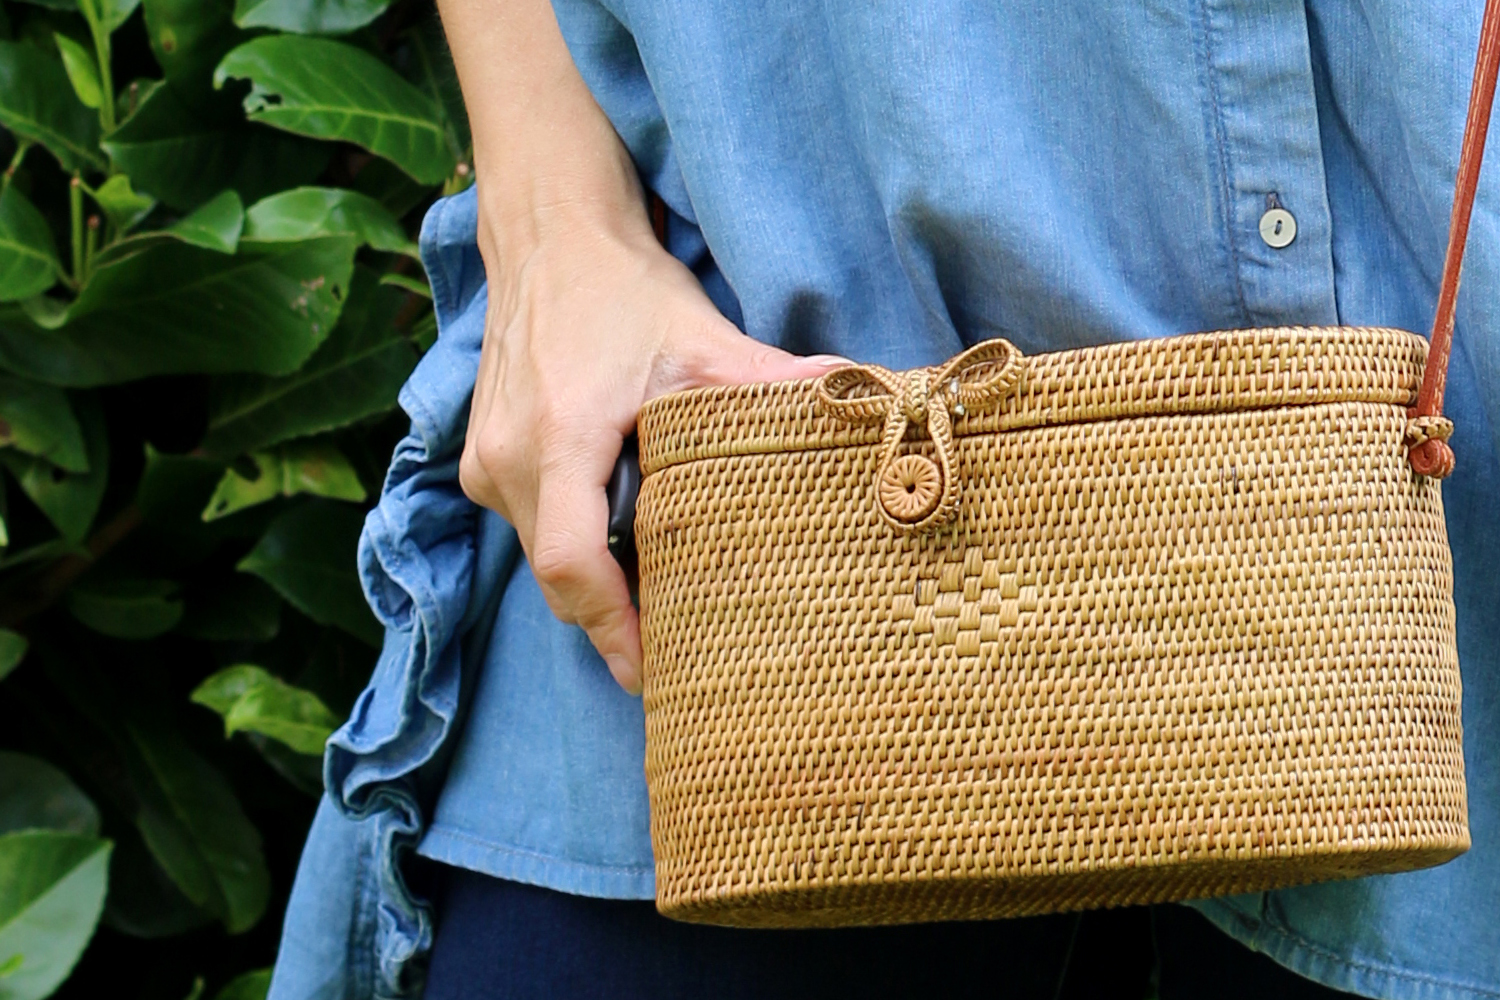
[459, 181, 844, 695]
[439, 0, 842, 693]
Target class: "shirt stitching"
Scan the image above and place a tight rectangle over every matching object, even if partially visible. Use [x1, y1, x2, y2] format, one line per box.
[424, 823, 655, 875]
[1195, 0, 1254, 327]
[1210, 902, 1500, 1000]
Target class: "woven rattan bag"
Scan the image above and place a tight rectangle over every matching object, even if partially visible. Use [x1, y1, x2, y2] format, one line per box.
[632, 7, 1500, 928]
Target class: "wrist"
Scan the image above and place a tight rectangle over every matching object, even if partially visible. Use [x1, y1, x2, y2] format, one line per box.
[475, 139, 654, 270]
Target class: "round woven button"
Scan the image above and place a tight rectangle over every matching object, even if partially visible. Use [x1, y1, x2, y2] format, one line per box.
[878, 454, 943, 523]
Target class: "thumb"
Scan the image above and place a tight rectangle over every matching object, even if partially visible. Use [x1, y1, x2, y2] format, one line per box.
[687, 318, 850, 388]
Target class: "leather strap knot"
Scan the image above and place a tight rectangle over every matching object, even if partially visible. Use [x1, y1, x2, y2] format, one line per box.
[1406, 414, 1456, 479]
[1404, 414, 1455, 448]
[817, 339, 1025, 534]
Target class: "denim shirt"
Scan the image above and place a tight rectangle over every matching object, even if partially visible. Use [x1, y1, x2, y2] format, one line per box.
[269, 1, 1500, 997]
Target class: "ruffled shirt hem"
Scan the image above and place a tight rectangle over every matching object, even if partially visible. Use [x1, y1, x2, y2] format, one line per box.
[268, 186, 506, 1000]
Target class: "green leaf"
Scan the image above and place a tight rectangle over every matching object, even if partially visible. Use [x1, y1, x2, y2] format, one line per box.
[79, 0, 141, 34]
[0, 753, 99, 837]
[226, 683, 337, 756]
[0, 540, 79, 575]
[243, 186, 415, 256]
[379, 272, 428, 299]
[232, 0, 390, 34]
[0, 630, 25, 682]
[166, 188, 242, 253]
[0, 375, 86, 471]
[90, 187, 246, 257]
[101, 831, 212, 939]
[215, 36, 454, 184]
[408, 308, 436, 351]
[66, 578, 184, 639]
[201, 268, 416, 457]
[349, 155, 427, 217]
[133, 448, 272, 567]
[214, 969, 271, 1000]
[123, 723, 269, 934]
[0, 41, 104, 172]
[35, 654, 269, 936]
[241, 734, 322, 796]
[204, 441, 366, 520]
[0, 393, 107, 542]
[187, 663, 260, 716]
[3, 760, 103, 887]
[52, 33, 101, 109]
[192, 664, 338, 754]
[8, 0, 77, 11]
[144, 0, 244, 95]
[0, 235, 356, 386]
[103, 80, 330, 211]
[176, 574, 280, 642]
[0, 185, 61, 304]
[0, 452, 103, 541]
[135, 446, 224, 525]
[105, 0, 141, 32]
[0, 831, 111, 1000]
[405, 18, 468, 162]
[238, 500, 380, 646]
[89, 175, 155, 234]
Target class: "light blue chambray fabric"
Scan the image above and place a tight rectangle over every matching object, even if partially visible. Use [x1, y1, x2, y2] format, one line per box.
[268, 1, 1500, 998]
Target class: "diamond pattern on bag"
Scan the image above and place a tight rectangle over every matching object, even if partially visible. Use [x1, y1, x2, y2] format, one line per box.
[893, 545, 1037, 652]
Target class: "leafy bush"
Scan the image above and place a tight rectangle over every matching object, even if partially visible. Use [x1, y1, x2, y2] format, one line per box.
[0, 0, 467, 995]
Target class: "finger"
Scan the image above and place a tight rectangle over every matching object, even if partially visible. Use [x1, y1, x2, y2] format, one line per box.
[529, 434, 643, 694]
[460, 318, 530, 525]
[684, 317, 850, 389]
[459, 416, 532, 537]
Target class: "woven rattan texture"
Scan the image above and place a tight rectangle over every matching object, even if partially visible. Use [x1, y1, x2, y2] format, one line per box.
[638, 326, 1426, 475]
[636, 328, 1466, 928]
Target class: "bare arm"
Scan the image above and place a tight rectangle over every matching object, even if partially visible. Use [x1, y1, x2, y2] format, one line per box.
[439, 0, 645, 262]
[438, 0, 844, 693]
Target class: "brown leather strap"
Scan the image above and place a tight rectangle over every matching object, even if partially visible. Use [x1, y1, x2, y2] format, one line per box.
[1410, 0, 1500, 476]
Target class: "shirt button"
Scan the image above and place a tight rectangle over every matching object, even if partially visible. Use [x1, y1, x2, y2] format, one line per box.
[1259, 207, 1297, 248]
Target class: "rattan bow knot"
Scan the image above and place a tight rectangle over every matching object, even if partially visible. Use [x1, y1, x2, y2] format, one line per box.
[816, 339, 1025, 534]
[899, 371, 933, 425]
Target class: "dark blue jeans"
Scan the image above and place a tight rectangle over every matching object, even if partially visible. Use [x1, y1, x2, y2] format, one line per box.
[423, 867, 1359, 1000]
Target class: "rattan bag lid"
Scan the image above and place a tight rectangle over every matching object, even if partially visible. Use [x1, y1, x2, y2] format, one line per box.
[638, 326, 1426, 476]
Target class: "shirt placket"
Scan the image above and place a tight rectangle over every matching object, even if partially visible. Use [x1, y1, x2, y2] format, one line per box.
[1200, 0, 1339, 328]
